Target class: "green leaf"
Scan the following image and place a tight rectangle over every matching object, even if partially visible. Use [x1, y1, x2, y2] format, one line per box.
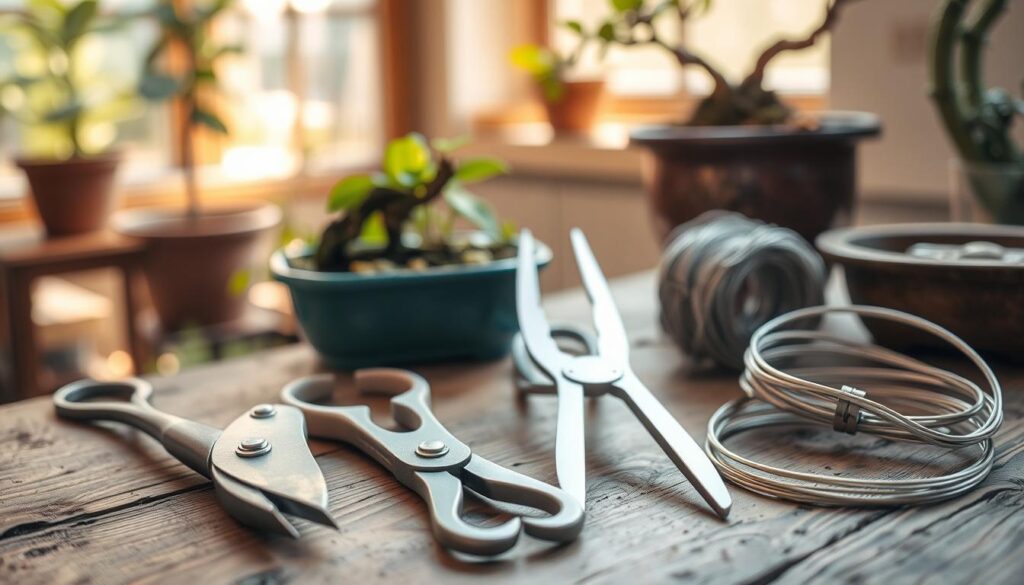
[197, 0, 233, 23]
[192, 107, 228, 134]
[597, 22, 616, 42]
[210, 43, 245, 60]
[610, 0, 644, 12]
[384, 132, 432, 188]
[61, 0, 98, 46]
[138, 72, 180, 100]
[454, 157, 508, 184]
[194, 68, 217, 83]
[227, 268, 251, 297]
[561, 20, 584, 35]
[43, 100, 83, 122]
[444, 183, 502, 242]
[359, 212, 388, 245]
[327, 174, 374, 212]
[432, 135, 470, 154]
[509, 44, 555, 77]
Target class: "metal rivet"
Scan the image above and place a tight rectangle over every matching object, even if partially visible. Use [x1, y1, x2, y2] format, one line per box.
[236, 437, 272, 458]
[250, 404, 277, 418]
[416, 440, 449, 458]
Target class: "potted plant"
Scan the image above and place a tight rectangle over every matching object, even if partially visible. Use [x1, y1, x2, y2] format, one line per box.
[271, 133, 551, 369]
[112, 0, 280, 330]
[931, 0, 1023, 224]
[510, 21, 606, 134]
[595, 0, 879, 242]
[0, 0, 131, 236]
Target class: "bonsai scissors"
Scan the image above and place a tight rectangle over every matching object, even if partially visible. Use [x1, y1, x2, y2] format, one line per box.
[280, 368, 585, 556]
[53, 378, 337, 538]
[512, 228, 732, 519]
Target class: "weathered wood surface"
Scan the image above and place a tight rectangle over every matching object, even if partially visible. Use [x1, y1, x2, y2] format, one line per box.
[1, 272, 1022, 585]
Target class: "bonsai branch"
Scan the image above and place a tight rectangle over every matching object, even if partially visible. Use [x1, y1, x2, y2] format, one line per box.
[743, 0, 859, 88]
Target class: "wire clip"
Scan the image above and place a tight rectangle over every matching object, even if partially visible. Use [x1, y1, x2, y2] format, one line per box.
[833, 385, 865, 435]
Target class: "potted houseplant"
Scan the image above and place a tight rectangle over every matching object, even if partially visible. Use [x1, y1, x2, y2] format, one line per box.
[597, 0, 880, 242]
[0, 0, 130, 236]
[112, 0, 280, 330]
[271, 133, 551, 369]
[510, 21, 606, 134]
[931, 0, 1023, 224]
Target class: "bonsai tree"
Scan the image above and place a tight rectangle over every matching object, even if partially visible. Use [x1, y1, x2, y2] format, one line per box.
[930, 0, 1023, 223]
[315, 133, 510, 272]
[510, 21, 597, 102]
[138, 0, 242, 219]
[0, 0, 132, 158]
[595, 0, 860, 126]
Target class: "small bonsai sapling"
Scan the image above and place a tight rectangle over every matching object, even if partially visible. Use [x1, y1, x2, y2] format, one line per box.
[510, 21, 597, 103]
[594, 0, 860, 126]
[931, 0, 1023, 223]
[0, 0, 132, 158]
[138, 0, 242, 219]
[315, 134, 510, 272]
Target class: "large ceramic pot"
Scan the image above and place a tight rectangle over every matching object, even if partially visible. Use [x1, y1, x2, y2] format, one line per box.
[543, 80, 606, 135]
[271, 240, 552, 370]
[114, 202, 281, 330]
[631, 112, 880, 243]
[16, 153, 121, 237]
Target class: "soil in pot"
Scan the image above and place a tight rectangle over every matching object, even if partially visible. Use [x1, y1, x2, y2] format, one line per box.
[631, 112, 880, 243]
[114, 202, 281, 330]
[543, 80, 606, 135]
[16, 153, 121, 237]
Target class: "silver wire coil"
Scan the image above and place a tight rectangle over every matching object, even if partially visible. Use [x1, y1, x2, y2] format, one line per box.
[705, 304, 1003, 506]
[658, 211, 826, 370]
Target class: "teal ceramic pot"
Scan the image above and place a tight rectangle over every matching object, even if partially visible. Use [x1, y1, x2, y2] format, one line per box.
[270, 241, 551, 370]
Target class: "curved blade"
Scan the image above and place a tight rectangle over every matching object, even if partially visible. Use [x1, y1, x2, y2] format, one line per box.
[516, 229, 568, 378]
[570, 229, 629, 363]
[212, 405, 336, 535]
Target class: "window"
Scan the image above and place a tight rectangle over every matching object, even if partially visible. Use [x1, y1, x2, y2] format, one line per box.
[551, 0, 831, 98]
[0, 0, 385, 201]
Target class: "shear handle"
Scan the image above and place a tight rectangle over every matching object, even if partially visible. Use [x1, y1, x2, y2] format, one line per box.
[459, 455, 585, 543]
[54, 378, 220, 477]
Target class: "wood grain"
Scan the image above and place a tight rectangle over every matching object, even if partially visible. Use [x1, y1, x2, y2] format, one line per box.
[1, 273, 1022, 585]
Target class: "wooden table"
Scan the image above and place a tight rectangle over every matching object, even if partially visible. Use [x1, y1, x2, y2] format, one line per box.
[0, 229, 147, 401]
[1, 273, 1022, 585]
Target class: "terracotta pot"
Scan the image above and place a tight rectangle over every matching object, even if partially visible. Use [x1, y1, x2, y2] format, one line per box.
[113, 202, 282, 330]
[16, 153, 121, 237]
[542, 80, 606, 135]
[630, 112, 880, 244]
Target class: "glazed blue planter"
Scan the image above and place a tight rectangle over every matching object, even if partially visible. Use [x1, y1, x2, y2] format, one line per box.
[270, 241, 551, 370]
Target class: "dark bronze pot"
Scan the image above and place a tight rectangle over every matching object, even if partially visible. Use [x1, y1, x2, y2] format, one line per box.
[631, 112, 880, 243]
[817, 223, 1024, 361]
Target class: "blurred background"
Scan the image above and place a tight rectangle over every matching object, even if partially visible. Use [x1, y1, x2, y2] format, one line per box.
[0, 0, 1021, 400]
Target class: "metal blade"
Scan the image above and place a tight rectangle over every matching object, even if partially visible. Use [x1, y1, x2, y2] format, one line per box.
[614, 371, 732, 519]
[516, 229, 567, 377]
[569, 229, 630, 362]
[554, 381, 587, 507]
[212, 404, 336, 533]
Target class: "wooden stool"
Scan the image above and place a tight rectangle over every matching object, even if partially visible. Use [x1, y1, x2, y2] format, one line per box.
[0, 229, 146, 402]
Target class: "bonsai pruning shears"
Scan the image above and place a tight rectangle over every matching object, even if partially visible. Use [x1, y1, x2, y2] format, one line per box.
[53, 378, 337, 538]
[280, 368, 585, 556]
[512, 228, 733, 519]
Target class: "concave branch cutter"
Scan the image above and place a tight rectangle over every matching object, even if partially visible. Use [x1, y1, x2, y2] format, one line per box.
[53, 378, 337, 538]
[280, 368, 584, 556]
[512, 228, 732, 519]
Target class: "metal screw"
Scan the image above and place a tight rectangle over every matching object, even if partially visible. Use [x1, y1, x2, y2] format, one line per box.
[250, 404, 277, 419]
[236, 437, 272, 458]
[416, 440, 449, 458]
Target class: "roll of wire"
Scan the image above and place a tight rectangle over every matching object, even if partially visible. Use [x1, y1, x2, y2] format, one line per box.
[658, 211, 826, 370]
[705, 304, 1003, 506]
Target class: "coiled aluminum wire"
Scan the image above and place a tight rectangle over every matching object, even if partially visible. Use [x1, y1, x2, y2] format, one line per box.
[658, 211, 826, 370]
[705, 305, 1003, 506]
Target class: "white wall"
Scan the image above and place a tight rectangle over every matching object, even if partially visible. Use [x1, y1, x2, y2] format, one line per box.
[831, 0, 1024, 201]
